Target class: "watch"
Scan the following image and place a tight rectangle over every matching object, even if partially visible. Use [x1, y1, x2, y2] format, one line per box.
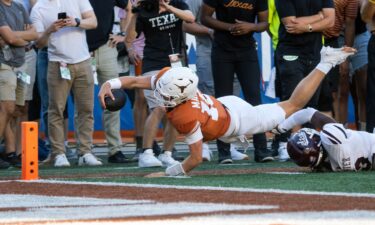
[117, 32, 126, 37]
[75, 18, 81, 27]
[308, 24, 313, 32]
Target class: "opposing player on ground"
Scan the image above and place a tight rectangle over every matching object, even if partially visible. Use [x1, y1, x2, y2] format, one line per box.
[274, 108, 375, 172]
[98, 46, 355, 177]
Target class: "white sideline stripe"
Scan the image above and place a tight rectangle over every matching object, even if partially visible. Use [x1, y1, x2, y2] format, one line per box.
[17, 180, 375, 198]
[0, 194, 277, 222]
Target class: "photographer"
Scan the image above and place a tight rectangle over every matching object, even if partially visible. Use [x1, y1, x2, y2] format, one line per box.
[125, 0, 194, 168]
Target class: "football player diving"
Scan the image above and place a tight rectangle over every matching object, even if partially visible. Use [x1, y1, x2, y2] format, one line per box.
[273, 107, 375, 172]
[98, 46, 356, 177]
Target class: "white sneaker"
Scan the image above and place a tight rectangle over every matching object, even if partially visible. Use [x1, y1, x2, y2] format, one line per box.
[320, 46, 355, 67]
[139, 149, 162, 168]
[278, 142, 290, 162]
[202, 143, 212, 161]
[78, 153, 103, 166]
[54, 154, 70, 167]
[158, 151, 179, 167]
[230, 144, 249, 160]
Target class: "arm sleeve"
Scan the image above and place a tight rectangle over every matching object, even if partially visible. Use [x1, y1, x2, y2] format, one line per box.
[184, 122, 204, 145]
[174, 0, 190, 10]
[256, 0, 268, 13]
[0, 11, 7, 27]
[203, 0, 218, 9]
[346, 0, 358, 19]
[30, 7, 45, 33]
[322, 0, 334, 8]
[277, 108, 317, 132]
[275, 0, 296, 19]
[79, 0, 94, 14]
[115, 0, 128, 9]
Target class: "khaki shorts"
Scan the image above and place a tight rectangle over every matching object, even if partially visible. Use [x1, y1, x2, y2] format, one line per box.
[143, 70, 160, 109]
[0, 63, 27, 106]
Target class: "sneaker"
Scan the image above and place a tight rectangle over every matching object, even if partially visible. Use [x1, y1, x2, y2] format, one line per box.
[230, 144, 249, 160]
[254, 148, 275, 163]
[0, 158, 10, 169]
[2, 152, 22, 167]
[202, 143, 212, 161]
[138, 149, 162, 167]
[278, 142, 290, 162]
[54, 154, 70, 167]
[158, 151, 179, 167]
[78, 153, 103, 166]
[108, 151, 132, 163]
[320, 46, 355, 67]
[132, 148, 143, 161]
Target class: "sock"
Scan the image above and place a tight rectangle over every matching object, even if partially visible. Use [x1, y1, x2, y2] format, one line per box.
[135, 136, 143, 149]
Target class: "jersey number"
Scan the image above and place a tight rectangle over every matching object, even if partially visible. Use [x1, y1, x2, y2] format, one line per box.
[201, 94, 218, 121]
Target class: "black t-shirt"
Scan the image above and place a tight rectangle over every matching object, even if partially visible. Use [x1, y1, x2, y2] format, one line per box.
[203, 0, 267, 50]
[137, 0, 189, 73]
[86, 0, 128, 52]
[276, 0, 334, 59]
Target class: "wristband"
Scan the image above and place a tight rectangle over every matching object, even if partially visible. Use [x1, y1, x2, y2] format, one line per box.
[316, 62, 332, 74]
[106, 78, 122, 89]
[165, 163, 186, 176]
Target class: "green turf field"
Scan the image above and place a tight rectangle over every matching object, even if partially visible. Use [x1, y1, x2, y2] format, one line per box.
[1, 151, 374, 194]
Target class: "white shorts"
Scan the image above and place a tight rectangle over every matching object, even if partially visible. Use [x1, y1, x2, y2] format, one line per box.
[217, 96, 286, 143]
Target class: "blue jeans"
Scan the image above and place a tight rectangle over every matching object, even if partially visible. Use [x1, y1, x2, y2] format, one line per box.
[37, 48, 49, 139]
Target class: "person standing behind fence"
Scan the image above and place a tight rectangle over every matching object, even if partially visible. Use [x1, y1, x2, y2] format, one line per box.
[201, 0, 275, 164]
[86, 0, 130, 164]
[0, 0, 37, 169]
[31, 0, 102, 167]
[274, 0, 335, 161]
[361, 0, 375, 133]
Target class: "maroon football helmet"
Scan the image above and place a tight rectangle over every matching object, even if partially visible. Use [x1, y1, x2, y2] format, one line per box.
[287, 128, 324, 168]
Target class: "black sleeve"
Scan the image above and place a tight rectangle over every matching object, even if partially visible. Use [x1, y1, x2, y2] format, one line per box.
[255, 0, 268, 13]
[322, 0, 334, 8]
[115, 0, 128, 9]
[173, 0, 190, 10]
[275, 0, 296, 19]
[203, 0, 219, 9]
[136, 17, 143, 34]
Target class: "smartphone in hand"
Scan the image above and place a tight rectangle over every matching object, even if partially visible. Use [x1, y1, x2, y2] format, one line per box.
[58, 12, 67, 20]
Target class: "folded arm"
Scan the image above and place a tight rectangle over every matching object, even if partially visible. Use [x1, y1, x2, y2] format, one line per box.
[0, 26, 29, 46]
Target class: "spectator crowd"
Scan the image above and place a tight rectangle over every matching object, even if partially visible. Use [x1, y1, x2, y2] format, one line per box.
[0, 0, 374, 169]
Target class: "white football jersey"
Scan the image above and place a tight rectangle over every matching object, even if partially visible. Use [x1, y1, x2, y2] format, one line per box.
[320, 123, 375, 171]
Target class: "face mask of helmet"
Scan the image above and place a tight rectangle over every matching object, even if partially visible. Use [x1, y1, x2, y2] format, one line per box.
[287, 128, 324, 168]
[153, 67, 198, 108]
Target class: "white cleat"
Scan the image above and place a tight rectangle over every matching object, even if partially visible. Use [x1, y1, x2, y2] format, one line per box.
[202, 143, 212, 161]
[139, 149, 162, 168]
[230, 144, 249, 161]
[158, 151, 179, 167]
[78, 153, 103, 166]
[278, 142, 290, 162]
[54, 154, 70, 167]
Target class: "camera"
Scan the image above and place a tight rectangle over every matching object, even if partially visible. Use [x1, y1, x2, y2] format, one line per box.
[132, 0, 159, 18]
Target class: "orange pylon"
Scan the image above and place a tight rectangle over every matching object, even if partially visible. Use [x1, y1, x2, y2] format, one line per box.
[21, 122, 38, 180]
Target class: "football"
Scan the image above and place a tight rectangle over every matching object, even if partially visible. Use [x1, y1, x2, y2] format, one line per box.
[104, 89, 127, 112]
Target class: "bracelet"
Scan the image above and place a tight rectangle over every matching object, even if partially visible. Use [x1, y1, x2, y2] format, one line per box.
[106, 78, 122, 89]
[370, 0, 375, 4]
